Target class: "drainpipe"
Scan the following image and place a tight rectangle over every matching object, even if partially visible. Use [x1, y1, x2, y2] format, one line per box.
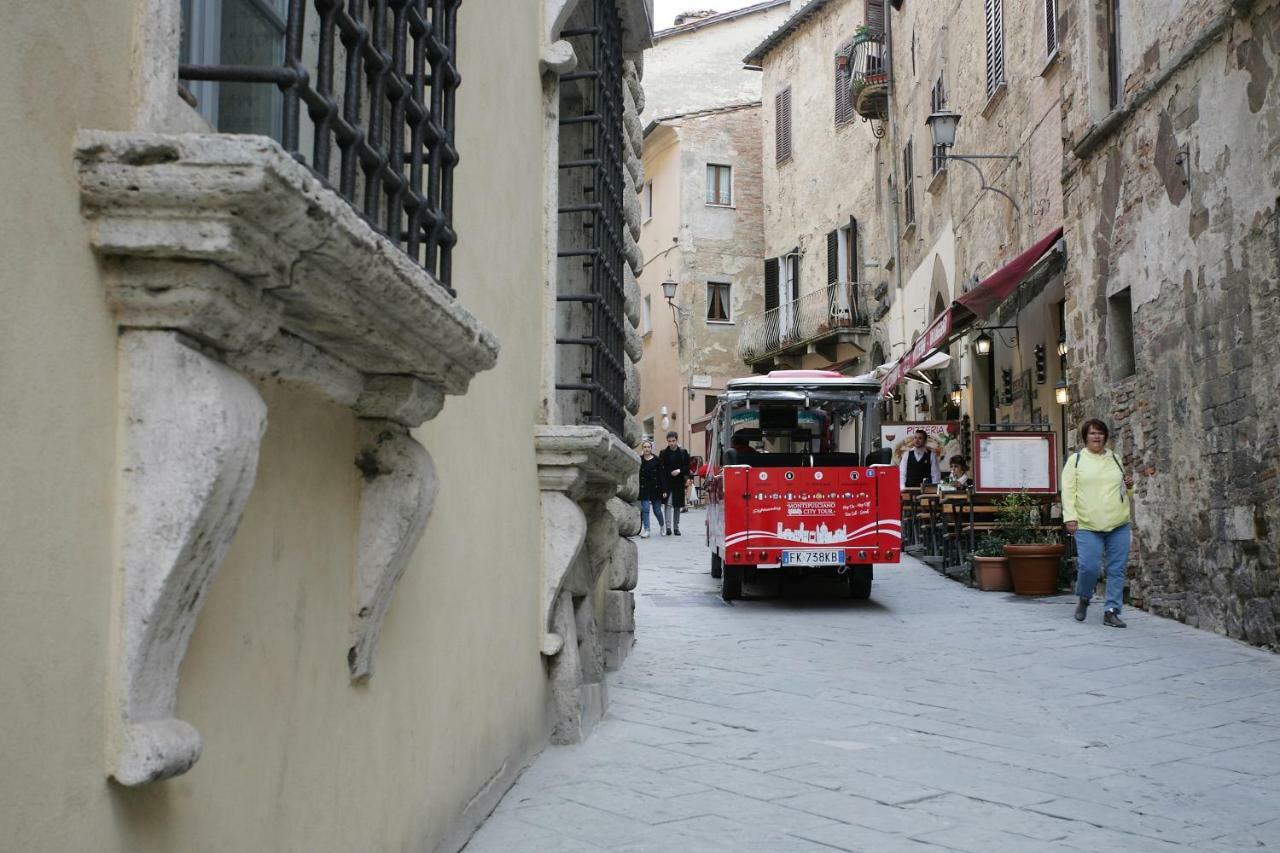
[883, 5, 907, 360]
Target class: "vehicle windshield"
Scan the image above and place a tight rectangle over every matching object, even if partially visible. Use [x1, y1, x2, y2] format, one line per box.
[716, 393, 872, 466]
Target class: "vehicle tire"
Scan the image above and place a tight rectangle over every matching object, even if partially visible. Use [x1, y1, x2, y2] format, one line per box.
[711, 550, 723, 579]
[848, 564, 873, 600]
[722, 564, 743, 601]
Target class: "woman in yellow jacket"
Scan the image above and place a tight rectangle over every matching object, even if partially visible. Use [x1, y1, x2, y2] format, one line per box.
[1061, 419, 1135, 627]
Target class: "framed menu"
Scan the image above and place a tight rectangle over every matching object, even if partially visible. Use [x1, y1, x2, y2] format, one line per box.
[972, 431, 1058, 494]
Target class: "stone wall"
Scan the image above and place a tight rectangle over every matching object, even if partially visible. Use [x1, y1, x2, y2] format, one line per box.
[1061, 0, 1280, 645]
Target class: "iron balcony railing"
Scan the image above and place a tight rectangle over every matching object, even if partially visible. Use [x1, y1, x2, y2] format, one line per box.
[179, 0, 462, 294]
[738, 281, 869, 363]
[848, 31, 888, 120]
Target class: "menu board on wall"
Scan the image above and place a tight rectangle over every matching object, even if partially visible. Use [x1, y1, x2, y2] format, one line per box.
[973, 431, 1058, 493]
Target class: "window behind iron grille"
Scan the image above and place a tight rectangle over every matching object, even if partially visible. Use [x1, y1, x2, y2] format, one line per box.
[902, 138, 916, 227]
[552, 0, 628, 436]
[775, 86, 792, 163]
[983, 0, 1005, 100]
[1106, 0, 1121, 108]
[930, 74, 947, 175]
[179, 0, 463, 294]
[1045, 0, 1059, 57]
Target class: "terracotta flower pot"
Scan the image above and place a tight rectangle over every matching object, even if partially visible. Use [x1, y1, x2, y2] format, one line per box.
[973, 555, 1013, 591]
[1003, 543, 1066, 596]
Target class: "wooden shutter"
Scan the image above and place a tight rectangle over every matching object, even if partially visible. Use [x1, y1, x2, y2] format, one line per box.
[902, 140, 915, 226]
[834, 44, 853, 125]
[827, 230, 839, 284]
[1045, 0, 1058, 56]
[764, 257, 779, 311]
[848, 216, 860, 283]
[864, 0, 885, 33]
[790, 248, 800, 300]
[984, 0, 1005, 99]
[775, 87, 792, 162]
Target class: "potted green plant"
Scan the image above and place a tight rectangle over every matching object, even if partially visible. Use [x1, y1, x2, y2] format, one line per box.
[998, 492, 1065, 595]
[972, 534, 1012, 591]
[853, 24, 874, 43]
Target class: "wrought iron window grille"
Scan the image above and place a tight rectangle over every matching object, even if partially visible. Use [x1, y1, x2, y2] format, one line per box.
[554, 0, 628, 437]
[178, 0, 462, 295]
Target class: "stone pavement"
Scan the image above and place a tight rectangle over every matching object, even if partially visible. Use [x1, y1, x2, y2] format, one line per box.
[464, 508, 1280, 852]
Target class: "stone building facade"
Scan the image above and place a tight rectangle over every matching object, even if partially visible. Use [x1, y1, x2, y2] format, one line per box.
[880, 0, 1069, 444]
[1059, 0, 1280, 645]
[2, 0, 651, 849]
[638, 5, 777, 450]
[743, 0, 890, 376]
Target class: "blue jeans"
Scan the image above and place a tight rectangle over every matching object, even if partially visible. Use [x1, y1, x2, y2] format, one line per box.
[640, 499, 664, 532]
[1075, 523, 1131, 613]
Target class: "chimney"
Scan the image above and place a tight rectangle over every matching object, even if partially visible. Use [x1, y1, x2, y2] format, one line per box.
[673, 9, 718, 26]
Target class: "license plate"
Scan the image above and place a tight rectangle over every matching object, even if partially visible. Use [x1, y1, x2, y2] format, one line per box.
[781, 550, 845, 566]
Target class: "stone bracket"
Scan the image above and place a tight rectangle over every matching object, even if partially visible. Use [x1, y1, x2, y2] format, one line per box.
[349, 420, 439, 681]
[109, 331, 267, 786]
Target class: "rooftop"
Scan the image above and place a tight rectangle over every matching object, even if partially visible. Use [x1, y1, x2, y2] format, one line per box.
[655, 0, 791, 41]
[742, 0, 838, 67]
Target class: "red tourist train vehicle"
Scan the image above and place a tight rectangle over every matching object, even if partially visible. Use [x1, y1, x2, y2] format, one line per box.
[704, 370, 901, 600]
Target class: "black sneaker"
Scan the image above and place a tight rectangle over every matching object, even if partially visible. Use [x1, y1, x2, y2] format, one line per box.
[1104, 610, 1127, 628]
[674, 529, 681, 536]
[1074, 598, 1089, 622]
[664, 529, 671, 536]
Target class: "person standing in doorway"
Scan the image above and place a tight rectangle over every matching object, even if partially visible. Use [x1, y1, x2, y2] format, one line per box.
[636, 440, 664, 539]
[1062, 418, 1135, 628]
[658, 431, 690, 535]
[899, 429, 940, 488]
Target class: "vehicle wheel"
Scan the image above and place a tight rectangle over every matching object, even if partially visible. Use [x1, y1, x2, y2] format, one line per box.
[711, 550, 723, 579]
[721, 564, 743, 601]
[848, 565, 873, 600]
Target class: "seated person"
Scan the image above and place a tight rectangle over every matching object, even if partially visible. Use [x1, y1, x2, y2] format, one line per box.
[865, 441, 893, 466]
[731, 433, 760, 457]
[948, 456, 970, 486]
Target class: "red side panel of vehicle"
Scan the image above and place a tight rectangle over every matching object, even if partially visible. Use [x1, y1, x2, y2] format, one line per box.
[715, 466, 901, 565]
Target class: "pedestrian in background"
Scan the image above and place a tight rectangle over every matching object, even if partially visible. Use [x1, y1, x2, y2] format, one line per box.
[658, 431, 690, 536]
[637, 440, 664, 539]
[1062, 418, 1135, 628]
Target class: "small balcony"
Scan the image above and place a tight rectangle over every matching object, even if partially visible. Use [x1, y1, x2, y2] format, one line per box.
[848, 32, 888, 121]
[738, 281, 870, 370]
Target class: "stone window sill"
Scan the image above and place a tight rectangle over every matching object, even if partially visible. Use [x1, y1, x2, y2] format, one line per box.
[981, 81, 1008, 119]
[926, 167, 948, 195]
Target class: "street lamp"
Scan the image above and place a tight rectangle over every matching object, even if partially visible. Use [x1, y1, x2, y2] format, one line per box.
[925, 109, 1021, 218]
[661, 278, 678, 304]
[925, 110, 961, 148]
[949, 383, 963, 407]
[974, 330, 993, 356]
[1054, 378, 1071, 405]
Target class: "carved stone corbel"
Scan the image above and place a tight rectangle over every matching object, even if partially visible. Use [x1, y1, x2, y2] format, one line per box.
[110, 331, 267, 785]
[79, 132, 499, 782]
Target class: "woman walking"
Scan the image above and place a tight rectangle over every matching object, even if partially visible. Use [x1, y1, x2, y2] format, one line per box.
[637, 440, 665, 538]
[1062, 419, 1135, 627]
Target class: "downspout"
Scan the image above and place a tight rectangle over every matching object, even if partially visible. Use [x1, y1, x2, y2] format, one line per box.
[883, 3, 907, 380]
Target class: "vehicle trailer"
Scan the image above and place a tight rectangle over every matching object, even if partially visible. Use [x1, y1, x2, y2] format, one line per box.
[704, 370, 901, 600]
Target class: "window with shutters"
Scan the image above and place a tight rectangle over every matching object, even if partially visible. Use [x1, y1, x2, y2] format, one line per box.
[983, 0, 1006, 101]
[707, 281, 732, 323]
[930, 74, 947, 175]
[1106, 0, 1121, 108]
[835, 41, 854, 126]
[1044, 0, 1059, 58]
[775, 86, 793, 163]
[642, 181, 653, 221]
[705, 164, 732, 206]
[827, 230, 840, 284]
[764, 257, 780, 312]
[863, 0, 884, 34]
[902, 139, 916, 229]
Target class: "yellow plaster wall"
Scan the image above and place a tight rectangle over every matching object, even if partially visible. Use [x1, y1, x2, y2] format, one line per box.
[2, 0, 550, 850]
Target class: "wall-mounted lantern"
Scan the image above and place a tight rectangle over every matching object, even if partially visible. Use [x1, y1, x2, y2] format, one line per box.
[974, 331, 993, 356]
[1054, 378, 1071, 406]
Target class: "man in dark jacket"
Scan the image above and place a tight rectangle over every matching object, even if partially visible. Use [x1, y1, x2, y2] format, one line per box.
[658, 431, 691, 535]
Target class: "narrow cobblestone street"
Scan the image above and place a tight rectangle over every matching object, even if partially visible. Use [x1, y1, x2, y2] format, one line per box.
[467, 508, 1280, 852]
